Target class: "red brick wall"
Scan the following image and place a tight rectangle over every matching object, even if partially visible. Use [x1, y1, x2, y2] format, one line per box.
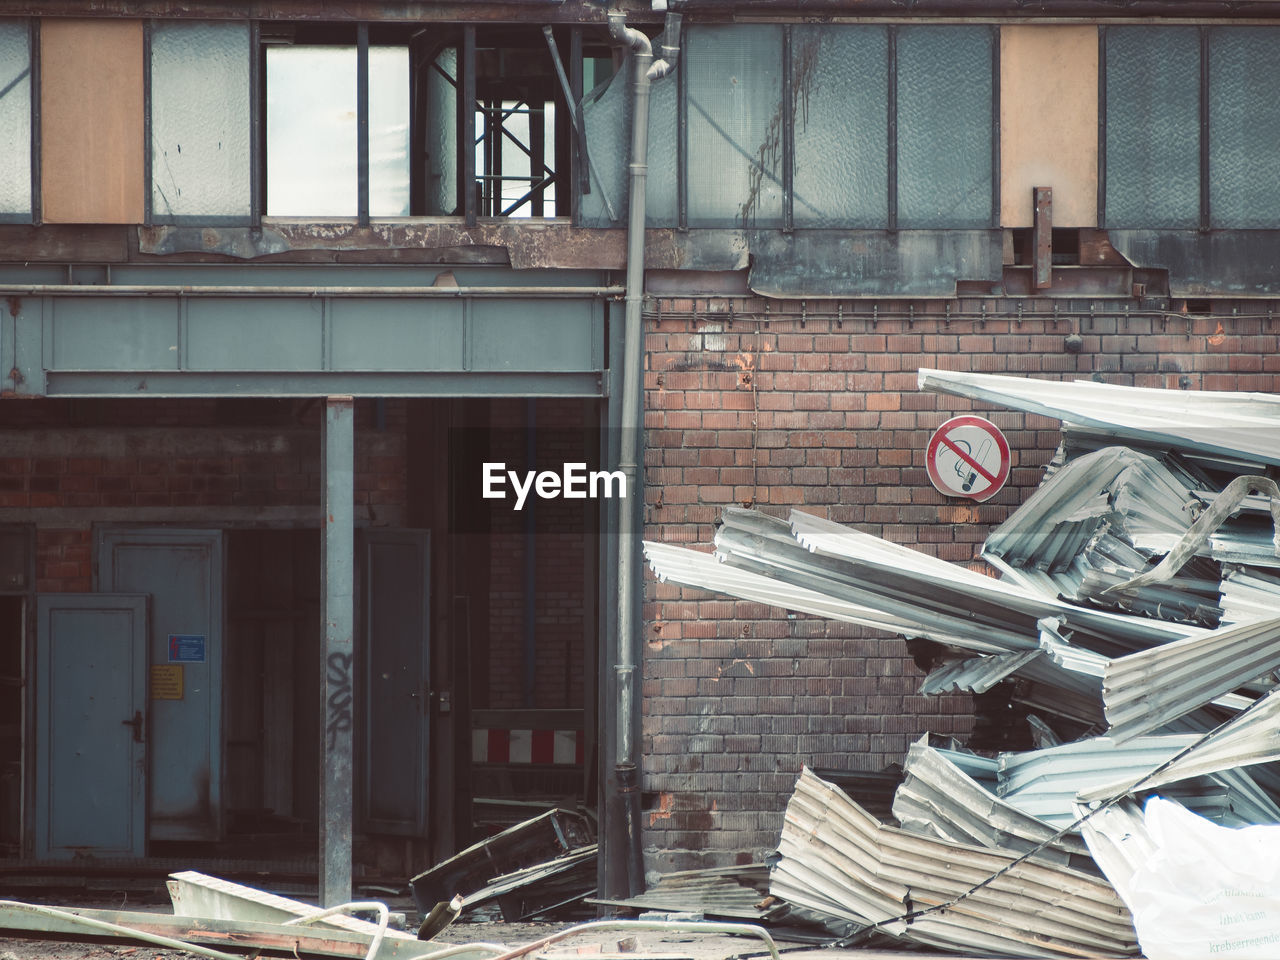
[482, 399, 590, 711]
[640, 296, 1280, 869]
[0, 399, 409, 593]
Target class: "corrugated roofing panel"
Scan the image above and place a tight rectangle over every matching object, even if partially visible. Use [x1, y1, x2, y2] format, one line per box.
[1080, 687, 1280, 801]
[893, 737, 1092, 866]
[772, 768, 1138, 958]
[1103, 616, 1280, 740]
[918, 368, 1280, 466]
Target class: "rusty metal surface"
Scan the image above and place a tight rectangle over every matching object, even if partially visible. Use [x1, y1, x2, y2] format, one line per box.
[1, 1, 639, 23]
[1000, 264, 1134, 297]
[1108, 229, 1280, 297]
[1033, 187, 1052, 290]
[746, 229, 1002, 298]
[136, 222, 757, 272]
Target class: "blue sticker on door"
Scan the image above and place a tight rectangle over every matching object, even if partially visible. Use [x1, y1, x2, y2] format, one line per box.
[168, 634, 206, 663]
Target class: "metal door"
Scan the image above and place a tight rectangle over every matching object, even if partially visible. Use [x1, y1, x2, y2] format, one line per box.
[97, 528, 223, 841]
[360, 530, 430, 835]
[35, 594, 148, 858]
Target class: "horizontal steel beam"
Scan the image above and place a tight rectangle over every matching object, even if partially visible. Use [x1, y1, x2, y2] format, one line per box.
[0, 1, 638, 23]
[0, 284, 622, 299]
[43, 369, 608, 398]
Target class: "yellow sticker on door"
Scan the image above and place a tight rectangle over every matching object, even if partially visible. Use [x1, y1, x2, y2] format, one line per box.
[151, 664, 184, 700]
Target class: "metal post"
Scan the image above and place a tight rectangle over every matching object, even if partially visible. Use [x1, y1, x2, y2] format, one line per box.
[357, 24, 370, 226]
[463, 27, 477, 227]
[320, 396, 355, 907]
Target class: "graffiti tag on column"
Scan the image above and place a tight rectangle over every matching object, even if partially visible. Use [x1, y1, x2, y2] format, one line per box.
[326, 652, 354, 751]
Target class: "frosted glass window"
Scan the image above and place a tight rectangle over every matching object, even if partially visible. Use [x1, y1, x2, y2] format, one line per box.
[151, 21, 251, 221]
[1105, 27, 1200, 228]
[580, 67, 626, 226]
[646, 69, 679, 226]
[0, 21, 31, 218]
[267, 46, 409, 217]
[897, 26, 992, 228]
[686, 24, 784, 228]
[792, 25, 888, 227]
[1210, 27, 1280, 228]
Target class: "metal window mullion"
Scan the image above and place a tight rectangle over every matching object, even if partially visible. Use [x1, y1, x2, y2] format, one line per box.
[782, 25, 793, 233]
[887, 25, 898, 231]
[990, 23, 1000, 230]
[250, 20, 262, 227]
[1200, 25, 1210, 231]
[30, 17, 41, 225]
[1097, 25, 1107, 228]
[531, 103, 545, 216]
[463, 26, 477, 227]
[570, 27, 583, 222]
[678, 27, 687, 231]
[357, 23, 369, 226]
[143, 19, 153, 226]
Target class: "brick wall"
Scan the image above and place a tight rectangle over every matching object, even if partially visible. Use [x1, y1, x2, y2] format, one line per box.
[0, 399, 409, 593]
[483, 399, 590, 711]
[640, 296, 1280, 870]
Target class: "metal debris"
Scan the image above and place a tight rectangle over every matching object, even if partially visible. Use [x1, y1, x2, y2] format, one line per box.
[409, 808, 596, 922]
[589, 864, 780, 921]
[645, 370, 1280, 958]
[773, 768, 1138, 959]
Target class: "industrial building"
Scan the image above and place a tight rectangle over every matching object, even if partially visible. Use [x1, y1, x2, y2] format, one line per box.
[1, 0, 1278, 908]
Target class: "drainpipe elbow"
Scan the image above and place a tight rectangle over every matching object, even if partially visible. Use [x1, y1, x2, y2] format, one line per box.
[608, 10, 653, 57]
[647, 12, 682, 80]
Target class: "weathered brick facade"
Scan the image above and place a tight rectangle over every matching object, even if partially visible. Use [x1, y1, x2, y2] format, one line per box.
[639, 296, 1280, 869]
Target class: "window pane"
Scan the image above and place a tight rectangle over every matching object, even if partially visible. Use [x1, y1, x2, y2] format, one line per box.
[897, 26, 992, 228]
[686, 24, 784, 228]
[1104, 27, 1199, 229]
[646, 70, 678, 226]
[267, 46, 357, 216]
[580, 66, 626, 226]
[1210, 27, 1280, 228]
[0, 21, 31, 218]
[793, 25, 888, 227]
[369, 46, 409, 217]
[151, 21, 251, 221]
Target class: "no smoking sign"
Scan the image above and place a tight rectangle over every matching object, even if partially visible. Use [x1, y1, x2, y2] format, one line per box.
[926, 415, 1011, 503]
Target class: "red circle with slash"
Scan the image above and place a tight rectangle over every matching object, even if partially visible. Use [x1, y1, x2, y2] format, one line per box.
[926, 415, 1011, 502]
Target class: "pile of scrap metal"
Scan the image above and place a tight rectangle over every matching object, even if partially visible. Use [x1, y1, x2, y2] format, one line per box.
[0, 869, 497, 960]
[643, 369, 1280, 958]
[410, 807, 597, 924]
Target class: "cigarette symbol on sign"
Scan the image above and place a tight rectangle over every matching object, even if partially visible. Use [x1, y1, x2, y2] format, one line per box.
[954, 438, 992, 492]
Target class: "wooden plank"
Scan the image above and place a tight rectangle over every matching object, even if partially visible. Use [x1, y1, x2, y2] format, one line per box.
[40, 19, 145, 224]
[999, 26, 1098, 228]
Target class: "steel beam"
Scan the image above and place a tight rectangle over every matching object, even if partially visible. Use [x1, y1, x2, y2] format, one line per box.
[320, 396, 355, 908]
[42, 370, 606, 398]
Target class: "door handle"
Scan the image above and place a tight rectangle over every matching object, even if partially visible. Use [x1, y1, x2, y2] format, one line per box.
[122, 710, 144, 743]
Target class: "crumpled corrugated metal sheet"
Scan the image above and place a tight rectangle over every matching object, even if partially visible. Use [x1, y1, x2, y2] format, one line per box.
[892, 736, 1093, 867]
[918, 367, 1280, 467]
[771, 768, 1139, 958]
[1103, 616, 1280, 740]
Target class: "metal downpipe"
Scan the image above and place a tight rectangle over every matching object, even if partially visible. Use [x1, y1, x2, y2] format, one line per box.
[607, 8, 658, 901]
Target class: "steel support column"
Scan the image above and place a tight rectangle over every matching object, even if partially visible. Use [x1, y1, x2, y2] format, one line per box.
[319, 396, 355, 907]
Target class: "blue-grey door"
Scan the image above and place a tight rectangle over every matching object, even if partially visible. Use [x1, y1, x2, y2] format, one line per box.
[97, 528, 223, 842]
[360, 530, 430, 835]
[35, 594, 148, 859]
